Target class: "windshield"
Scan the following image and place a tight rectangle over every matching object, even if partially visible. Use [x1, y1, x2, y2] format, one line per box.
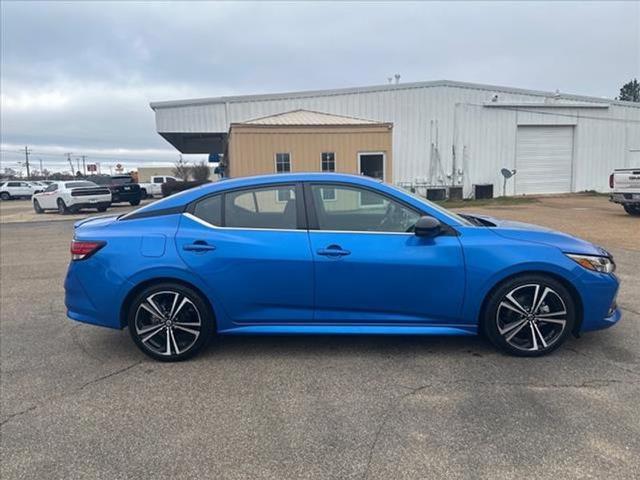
[65, 181, 97, 188]
[389, 184, 473, 226]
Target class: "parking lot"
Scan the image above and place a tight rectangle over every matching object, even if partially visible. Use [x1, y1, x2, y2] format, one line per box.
[1, 194, 638, 479]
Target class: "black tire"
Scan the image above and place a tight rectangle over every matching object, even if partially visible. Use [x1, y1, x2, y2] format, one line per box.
[140, 189, 148, 199]
[57, 198, 69, 215]
[130, 199, 141, 206]
[33, 199, 44, 214]
[0, 192, 10, 201]
[127, 283, 215, 362]
[482, 274, 576, 357]
[97, 206, 108, 212]
[623, 205, 640, 216]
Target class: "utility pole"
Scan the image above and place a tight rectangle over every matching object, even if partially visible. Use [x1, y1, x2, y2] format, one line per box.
[66, 153, 74, 174]
[76, 157, 81, 176]
[81, 155, 87, 176]
[39, 158, 44, 177]
[24, 146, 32, 179]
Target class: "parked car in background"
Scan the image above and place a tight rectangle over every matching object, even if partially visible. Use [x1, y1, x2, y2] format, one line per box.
[0, 180, 41, 200]
[32, 180, 111, 214]
[139, 175, 179, 198]
[610, 168, 640, 216]
[28, 181, 47, 193]
[65, 173, 620, 361]
[92, 175, 142, 205]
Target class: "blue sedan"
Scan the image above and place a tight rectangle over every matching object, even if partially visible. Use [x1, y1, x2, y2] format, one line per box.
[65, 173, 621, 361]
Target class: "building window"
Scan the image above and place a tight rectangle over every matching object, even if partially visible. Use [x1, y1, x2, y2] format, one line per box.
[320, 152, 336, 200]
[275, 153, 291, 173]
[321, 152, 335, 172]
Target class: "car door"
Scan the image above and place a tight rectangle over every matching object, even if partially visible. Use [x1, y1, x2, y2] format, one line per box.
[176, 183, 314, 325]
[40, 183, 59, 208]
[305, 183, 465, 325]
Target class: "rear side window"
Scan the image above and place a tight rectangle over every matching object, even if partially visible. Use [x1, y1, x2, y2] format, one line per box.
[45, 184, 58, 192]
[193, 195, 222, 226]
[225, 185, 297, 230]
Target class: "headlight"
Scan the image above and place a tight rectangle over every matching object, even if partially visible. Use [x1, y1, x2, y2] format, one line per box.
[566, 253, 615, 273]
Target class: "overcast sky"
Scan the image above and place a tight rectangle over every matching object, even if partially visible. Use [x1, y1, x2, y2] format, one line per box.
[1, 1, 638, 173]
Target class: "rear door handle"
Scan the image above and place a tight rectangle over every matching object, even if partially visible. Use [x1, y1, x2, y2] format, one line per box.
[317, 244, 351, 257]
[183, 241, 216, 252]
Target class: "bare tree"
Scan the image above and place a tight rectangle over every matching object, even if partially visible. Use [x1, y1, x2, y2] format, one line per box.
[172, 154, 190, 180]
[191, 161, 211, 182]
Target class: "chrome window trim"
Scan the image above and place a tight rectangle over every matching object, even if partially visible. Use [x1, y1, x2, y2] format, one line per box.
[183, 213, 414, 235]
[183, 212, 304, 233]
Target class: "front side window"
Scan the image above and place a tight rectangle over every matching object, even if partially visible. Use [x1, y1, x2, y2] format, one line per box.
[275, 153, 291, 173]
[7, 182, 20, 187]
[225, 185, 297, 229]
[193, 194, 222, 226]
[310, 184, 420, 233]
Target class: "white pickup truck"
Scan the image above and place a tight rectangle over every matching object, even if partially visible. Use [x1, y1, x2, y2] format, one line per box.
[609, 168, 640, 216]
[138, 175, 179, 198]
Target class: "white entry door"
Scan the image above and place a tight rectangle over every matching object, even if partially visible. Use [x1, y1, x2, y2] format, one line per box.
[515, 126, 574, 194]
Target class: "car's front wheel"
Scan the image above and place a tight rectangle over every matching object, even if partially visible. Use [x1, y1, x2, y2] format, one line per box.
[0, 192, 10, 201]
[483, 275, 576, 357]
[33, 199, 44, 213]
[130, 199, 141, 206]
[127, 283, 215, 361]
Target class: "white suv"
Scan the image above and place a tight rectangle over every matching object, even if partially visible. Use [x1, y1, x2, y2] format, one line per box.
[32, 180, 112, 214]
[0, 181, 40, 200]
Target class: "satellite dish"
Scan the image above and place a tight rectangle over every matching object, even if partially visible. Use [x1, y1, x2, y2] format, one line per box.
[500, 168, 516, 196]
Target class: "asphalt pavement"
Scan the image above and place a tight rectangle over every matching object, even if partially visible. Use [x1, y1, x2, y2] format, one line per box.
[1, 204, 638, 479]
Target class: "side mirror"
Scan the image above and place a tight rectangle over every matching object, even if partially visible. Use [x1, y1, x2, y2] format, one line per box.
[414, 216, 442, 237]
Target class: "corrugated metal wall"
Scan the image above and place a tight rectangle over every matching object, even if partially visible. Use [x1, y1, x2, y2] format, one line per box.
[154, 84, 640, 196]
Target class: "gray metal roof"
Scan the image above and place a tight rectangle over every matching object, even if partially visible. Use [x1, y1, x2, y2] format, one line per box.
[149, 79, 639, 110]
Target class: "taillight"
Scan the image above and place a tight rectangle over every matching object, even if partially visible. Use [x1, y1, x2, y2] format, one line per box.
[70, 240, 105, 260]
[609, 173, 614, 189]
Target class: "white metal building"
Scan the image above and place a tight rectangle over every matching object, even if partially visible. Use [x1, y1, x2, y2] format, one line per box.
[150, 80, 640, 197]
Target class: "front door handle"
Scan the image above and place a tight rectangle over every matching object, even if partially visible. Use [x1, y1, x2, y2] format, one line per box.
[183, 241, 216, 252]
[317, 244, 351, 257]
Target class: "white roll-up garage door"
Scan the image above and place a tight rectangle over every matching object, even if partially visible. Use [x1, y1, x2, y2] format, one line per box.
[515, 126, 574, 194]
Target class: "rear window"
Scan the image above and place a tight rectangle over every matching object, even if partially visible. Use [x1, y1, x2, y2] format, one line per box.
[65, 181, 97, 188]
[110, 176, 134, 185]
[192, 195, 222, 226]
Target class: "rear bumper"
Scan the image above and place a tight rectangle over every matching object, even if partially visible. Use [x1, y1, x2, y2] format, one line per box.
[610, 193, 640, 205]
[69, 201, 111, 210]
[64, 259, 129, 329]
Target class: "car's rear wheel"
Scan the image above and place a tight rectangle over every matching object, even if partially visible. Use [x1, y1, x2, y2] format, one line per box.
[97, 206, 108, 212]
[33, 199, 44, 213]
[483, 275, 576, 357]
[0, 192, 10, 201]
[623, 205, 640, 216]
[127, 283, 214, 361]
[57, 198, 69, 214]
[140, 188, 148, 199]
[130, 199, 141, 206]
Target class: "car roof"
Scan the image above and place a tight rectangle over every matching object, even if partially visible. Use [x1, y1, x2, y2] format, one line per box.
[129, 173, 385, 213]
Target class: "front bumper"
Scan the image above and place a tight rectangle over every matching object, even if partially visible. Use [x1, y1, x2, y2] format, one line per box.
[576, 269, 622, 332]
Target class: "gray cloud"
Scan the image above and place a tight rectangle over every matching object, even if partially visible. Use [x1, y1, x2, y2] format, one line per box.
[1, 1, 638, 172]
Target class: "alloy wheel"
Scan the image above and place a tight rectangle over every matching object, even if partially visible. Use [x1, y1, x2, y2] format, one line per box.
[496, 283, 567, 352]
[134, 290, 202, 357]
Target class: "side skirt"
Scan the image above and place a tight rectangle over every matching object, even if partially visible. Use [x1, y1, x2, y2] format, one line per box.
[217, 324, 478, 336]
